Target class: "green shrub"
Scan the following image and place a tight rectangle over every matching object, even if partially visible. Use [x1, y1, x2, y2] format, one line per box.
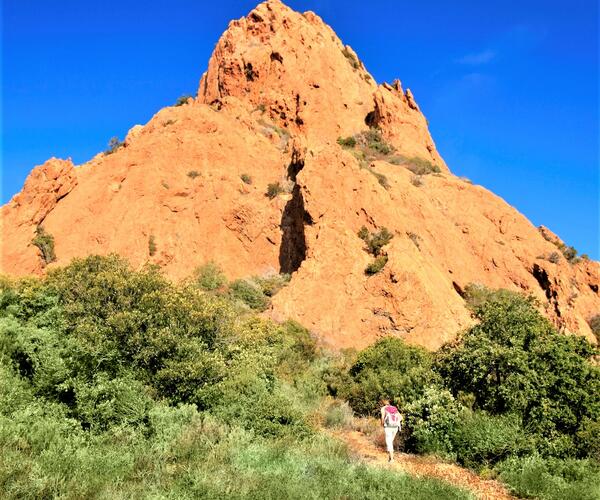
[588, 314, 600, 343]
[32, 226, 56, 264]
[148, 235, 157, 256]
[187, 170, 200, 179]
[266, 182, 284, 199]
[363, 128, 394, 155]
[452, 411, 533, 469]
[228, 279, 270, 311]
[240, 173, 252, 184]
[437, 288, 600, 459]
[73, 373, 153, 432]
[548, 251, 561, 263]
[369, 168, 390, 189]
[105, 136, 124, 155]
[405, 386, 463, 458]
[337, 136, 357, 148]
[365, 255, 388, 275]
[405, 157, 441, 175]
[193, 262, 227, 291]
[341, 47, 360, 69]
[496, 455, 600, 500]
[0, 255, 473, 500]
[174, 94, 193, 106]
[358, 226, 393, 256]
[340, 337, 438, 416]
[324, 400, 354, 429]
[254, 273, 291, 297]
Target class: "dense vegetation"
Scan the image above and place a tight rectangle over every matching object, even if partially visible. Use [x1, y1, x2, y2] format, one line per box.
[1, 256, 598, 499]
[333, 288, 600, 500]
[0, 256, 468, 499]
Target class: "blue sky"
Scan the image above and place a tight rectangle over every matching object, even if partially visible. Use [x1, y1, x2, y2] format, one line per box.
[3, 0, 598, 258]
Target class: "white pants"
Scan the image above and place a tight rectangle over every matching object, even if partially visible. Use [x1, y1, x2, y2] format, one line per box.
[384, 426, 399, 454]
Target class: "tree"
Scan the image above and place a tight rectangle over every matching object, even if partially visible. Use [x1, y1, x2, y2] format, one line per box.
[436, 288, 600, 457]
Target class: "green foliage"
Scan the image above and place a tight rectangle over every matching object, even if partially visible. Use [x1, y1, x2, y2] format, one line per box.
[365, 255, 388, 275]
[240, 173, 252, 184]
[337, 136, 357, 148]
[363, 128, 393, 155]
[496, 455, 600, 500]
[174, 94, 193, 106]
[339, 337, 439, 416]
[187, 170, 200, 178]
[358, 226, 394, 256]
[323, 400, 354, 429]
[404, 386, 463, 458]
[228, 279, 270, 311]
[148, 234, 157, 256]
[193, 261, 227, 291]
[254, 273, 291, 297]
[0, 255, 476, 499]
[452, 411, 533, 469]
[341, 47, 361, 69]
[105, 136, 124, 155]
[31, 226, 56, 264]
[588, 314, 600, 343]
[405, 157, 441, 175]
[436, 288, 600, 459]
[266, 182, 284, 199]
[547, 251, 561, 264]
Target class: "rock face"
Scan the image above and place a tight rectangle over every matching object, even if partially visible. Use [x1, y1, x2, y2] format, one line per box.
[1, 0, 598, 349]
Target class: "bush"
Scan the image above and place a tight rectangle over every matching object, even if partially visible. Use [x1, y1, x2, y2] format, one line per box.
[337, 136, 357, 148]
[0, 255, 473, 500]
[105, 136, 124, 155]
[254, 273, 291, 297]
[148, 235, 157, 256]
[405, 157, 440, 175]
[32, 226, 56, 264]
[228, 279, 270, 311]
[324, 400, 354, 429]
[340, 337, 438, 416]
[341, 47, 360, 70]
[588, 314, 600, 343]
[358, 226, 393, 256]
[187, 170, 200, 179]
[193, 262, 227, 291]
[405, 386, 463, 458]
[437, 288, 600, 459]
[548, 251, 561, 264]
[240, 173, 252, 184]
[266, 182, 284, 199]
[365, 255, 388, 275]
[496, 455, 600, 500]
[452, 411, 533, 469]
[174, 94, 193, 106]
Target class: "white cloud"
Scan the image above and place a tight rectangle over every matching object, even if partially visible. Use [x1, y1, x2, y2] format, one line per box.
[457, 49, 496, 65]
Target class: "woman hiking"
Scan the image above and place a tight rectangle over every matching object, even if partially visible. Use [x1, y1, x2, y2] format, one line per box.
[380, 399, 403, 462]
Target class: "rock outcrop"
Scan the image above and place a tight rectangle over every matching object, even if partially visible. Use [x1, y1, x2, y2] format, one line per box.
[1, 0, 598, 349]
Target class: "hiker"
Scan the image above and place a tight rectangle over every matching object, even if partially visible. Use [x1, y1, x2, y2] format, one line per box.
[380, 399, 402, 462]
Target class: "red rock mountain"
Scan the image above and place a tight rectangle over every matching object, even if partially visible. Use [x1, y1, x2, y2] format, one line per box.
[1, 0, 598, 349]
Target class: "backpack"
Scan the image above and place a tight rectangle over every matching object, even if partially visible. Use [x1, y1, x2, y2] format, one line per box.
[383, 405, 401, 427]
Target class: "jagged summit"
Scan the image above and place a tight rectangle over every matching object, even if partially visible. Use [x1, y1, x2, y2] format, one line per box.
[198, 0, 445, 167]
[1, 1, 598, 349]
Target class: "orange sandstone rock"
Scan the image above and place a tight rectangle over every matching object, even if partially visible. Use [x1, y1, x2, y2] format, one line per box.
[1, 0, 598, 349]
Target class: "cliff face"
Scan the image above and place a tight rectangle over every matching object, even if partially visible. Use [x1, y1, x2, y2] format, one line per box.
[1, 0, 598, 349]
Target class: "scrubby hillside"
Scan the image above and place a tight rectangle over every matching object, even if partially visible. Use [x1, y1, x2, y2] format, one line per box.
[1, 0, 598, 349]
[1, 256, 598, 499]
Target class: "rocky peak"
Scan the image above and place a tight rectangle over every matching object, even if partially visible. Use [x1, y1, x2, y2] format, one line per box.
[198, 0, 445, 167]
[1, 0, 598, 349]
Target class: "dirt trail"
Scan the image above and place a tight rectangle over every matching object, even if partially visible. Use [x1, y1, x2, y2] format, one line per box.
[333, 429, 515, 500]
